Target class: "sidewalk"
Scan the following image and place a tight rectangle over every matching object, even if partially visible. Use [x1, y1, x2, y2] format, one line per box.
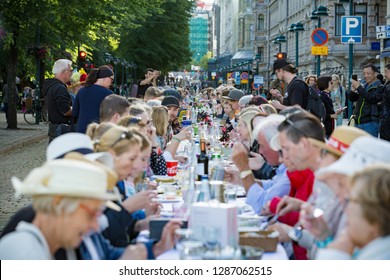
[0, 111, 48, 155]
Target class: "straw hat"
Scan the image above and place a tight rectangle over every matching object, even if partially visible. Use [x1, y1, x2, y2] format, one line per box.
[308, 126, 370, 157]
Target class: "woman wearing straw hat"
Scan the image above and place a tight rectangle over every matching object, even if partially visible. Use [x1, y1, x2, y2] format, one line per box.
[0, 159, 119, 259]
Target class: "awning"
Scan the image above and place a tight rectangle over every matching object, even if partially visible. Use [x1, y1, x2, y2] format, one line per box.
[231, 50, 254, 64]
[380, 50, 390, 58]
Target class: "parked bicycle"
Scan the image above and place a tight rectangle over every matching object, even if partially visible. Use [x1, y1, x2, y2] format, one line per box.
[24, 97, 48, 125]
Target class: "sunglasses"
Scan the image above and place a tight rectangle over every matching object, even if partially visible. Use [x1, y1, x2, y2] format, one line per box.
[279, 111, 308, 138]
[110, 130, 134, 148]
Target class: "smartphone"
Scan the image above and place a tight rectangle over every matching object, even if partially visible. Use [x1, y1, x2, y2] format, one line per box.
[352, 74, 358, 81]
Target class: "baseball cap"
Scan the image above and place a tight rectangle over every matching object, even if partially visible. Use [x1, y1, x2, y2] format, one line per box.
[161, 96, 180, 108]
[223, 89, 244, 101]
[164, 89, 183, 100]
[272, 59, 291, 75]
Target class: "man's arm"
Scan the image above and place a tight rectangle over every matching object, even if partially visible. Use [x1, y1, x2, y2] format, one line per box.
[356, 84, 384, 104]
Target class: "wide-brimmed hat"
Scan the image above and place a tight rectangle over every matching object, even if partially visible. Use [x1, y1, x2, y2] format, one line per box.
[223, 89, 244, 101]
[316, 136, 390, 177]
[272, 59, 291, 75]
[46, 133, 113, 168]
[161, 96, 180, 108]
[12, 159, 119, 201]
[308, 126, 370, 157]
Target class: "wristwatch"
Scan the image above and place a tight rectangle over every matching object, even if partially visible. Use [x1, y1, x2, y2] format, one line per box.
[239, 169, 252, 179]
[288, 226, 303, 242]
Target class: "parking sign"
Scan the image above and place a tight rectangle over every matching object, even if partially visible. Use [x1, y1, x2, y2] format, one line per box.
[341, 16, 362, 44]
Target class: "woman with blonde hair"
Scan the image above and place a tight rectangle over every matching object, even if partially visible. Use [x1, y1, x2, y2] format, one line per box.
[236, 110, 259, 149]
[331, 74, 346, 126]
[152, 106, 169, 150]
[118, 115, 167, 176]
[86, 122, 158, 247]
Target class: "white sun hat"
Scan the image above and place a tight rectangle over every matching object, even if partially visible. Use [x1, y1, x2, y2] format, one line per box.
[46, 133, 113, 168]
[316, 136, 390, 177]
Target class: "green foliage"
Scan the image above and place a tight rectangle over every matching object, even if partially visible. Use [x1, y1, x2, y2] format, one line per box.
[117, 0, 195, 75]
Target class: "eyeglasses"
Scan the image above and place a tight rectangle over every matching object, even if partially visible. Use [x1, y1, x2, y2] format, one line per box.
[110, 130, 133, 148]
[108, 77, 114, 82]
[79, 203, 105, 220]
[280, 111, 308, 138]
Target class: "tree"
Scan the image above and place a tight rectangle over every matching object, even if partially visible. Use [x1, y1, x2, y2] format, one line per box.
[117, 0, 195, 76]
[0, 0, 163, 129]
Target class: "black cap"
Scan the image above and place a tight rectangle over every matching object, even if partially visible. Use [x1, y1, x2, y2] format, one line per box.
[161, 96, 180, 108]
[272, 59, 291, 75]
[164, 89, 182, 100]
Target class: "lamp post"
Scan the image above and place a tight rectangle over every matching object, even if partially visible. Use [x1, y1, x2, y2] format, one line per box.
[273, 35, 286, 53]
[339, 0, 354, 118]
[311, 6, 329, 77]
[288, 22, 305, 67]
[113, 57, 120, 94]
[254, 53, 261, 75]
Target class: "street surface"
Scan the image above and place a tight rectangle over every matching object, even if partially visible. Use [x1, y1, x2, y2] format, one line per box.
[0, 139, 46, 232]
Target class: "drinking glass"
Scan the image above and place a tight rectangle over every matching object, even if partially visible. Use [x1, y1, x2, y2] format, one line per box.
[224, 184, 237, 203]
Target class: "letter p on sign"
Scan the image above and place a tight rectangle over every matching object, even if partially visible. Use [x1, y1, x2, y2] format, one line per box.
[346, 18, 359, 34]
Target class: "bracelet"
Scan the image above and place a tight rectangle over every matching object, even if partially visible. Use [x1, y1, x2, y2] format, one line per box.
[173, 137, 181, 142]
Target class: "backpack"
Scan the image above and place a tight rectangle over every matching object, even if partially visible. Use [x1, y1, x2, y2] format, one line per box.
[306, 85, 326, 122]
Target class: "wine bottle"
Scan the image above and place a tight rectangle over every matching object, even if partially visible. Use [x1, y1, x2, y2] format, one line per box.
[197, 138, 209, 181]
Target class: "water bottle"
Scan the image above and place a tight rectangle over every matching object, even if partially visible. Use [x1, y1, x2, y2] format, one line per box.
[197, 175, 211, 202]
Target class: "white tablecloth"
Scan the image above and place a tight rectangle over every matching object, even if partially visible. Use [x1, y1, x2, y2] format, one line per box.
[157, 244, 288, 260]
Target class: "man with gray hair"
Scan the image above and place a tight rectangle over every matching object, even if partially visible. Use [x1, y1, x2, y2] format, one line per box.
[225, 114, 290, 214]
[42, 59, 74, 142]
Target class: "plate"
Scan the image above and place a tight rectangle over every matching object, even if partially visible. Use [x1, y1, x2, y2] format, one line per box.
[152, 196, 183, 203]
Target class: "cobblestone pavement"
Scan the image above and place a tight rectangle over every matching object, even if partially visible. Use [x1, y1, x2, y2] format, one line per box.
[0, 111, 48, 233]
[0, 139, 46, 232]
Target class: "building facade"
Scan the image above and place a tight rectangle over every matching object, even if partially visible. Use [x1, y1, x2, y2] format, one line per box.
[212, 0, 388, 88]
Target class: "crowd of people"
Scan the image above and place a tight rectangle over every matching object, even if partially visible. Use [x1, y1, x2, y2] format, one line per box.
[0, 57, 389, 260]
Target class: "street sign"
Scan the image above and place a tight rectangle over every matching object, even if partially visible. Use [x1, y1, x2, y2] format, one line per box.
[341, 16, 362, 44]
[376, 25, 390, 33]
[311, 28, 328, 46]
[235, 71, 241, 85]
[254, 75, 263, 85]
[376, 31, 390, 39]
[240, 72, 248, 84]
[311, 46, 328, 56]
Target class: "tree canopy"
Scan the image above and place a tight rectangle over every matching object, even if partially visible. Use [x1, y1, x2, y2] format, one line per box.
[0, 0, 194, 128]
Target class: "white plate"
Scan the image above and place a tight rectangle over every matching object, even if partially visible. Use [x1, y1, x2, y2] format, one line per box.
[152, 197, 183, 203]
[238, 226, 262, 232]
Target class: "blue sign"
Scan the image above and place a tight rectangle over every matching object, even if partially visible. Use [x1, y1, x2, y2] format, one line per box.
[341, 16, 362, 44]
[235, 71, 241, 85]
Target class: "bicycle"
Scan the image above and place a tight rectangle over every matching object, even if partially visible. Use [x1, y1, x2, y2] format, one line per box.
[24, 97, 48, 125]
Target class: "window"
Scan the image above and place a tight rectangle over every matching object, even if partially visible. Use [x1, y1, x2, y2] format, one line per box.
[374, 4, 380, 27]
[335, 4, 345, 36]
[257, 47, 264, 62]
[258, 14, 264, 30]
[354, 4, 367, 36]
